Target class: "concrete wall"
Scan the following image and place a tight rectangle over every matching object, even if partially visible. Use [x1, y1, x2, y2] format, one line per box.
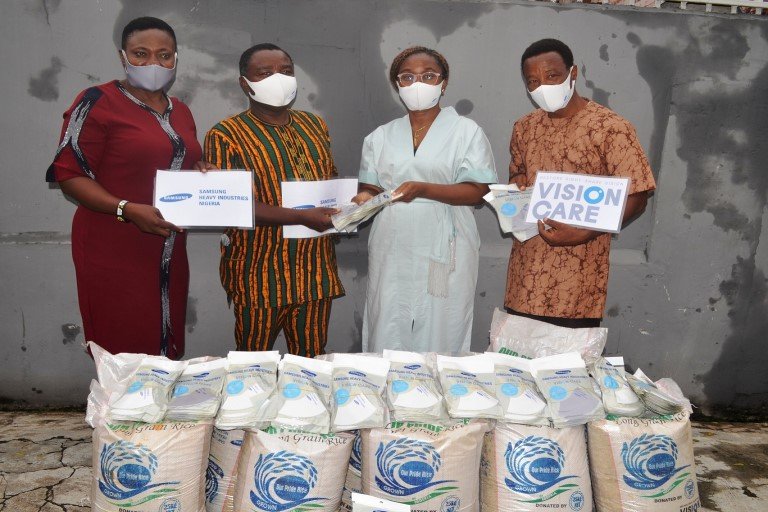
[1, 0, 765, 418]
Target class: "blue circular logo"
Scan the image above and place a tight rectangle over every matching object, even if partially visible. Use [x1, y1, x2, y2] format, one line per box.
[160, 497, 181, 512]
[684, 479, 695, 499]
[283, 382, 301, 399]
[336, 388, 350, 406]
[501, 203, 517, 217]
[450, 384, 468, 397]
[127, 381, 143, 393]
[549, 386, 567, 401]
[603, 375, 620, 390]
[569, 490, 585, 511]
[501, 383, 519, 397]
[392, 380, 409, 393]
[226, 380, 244, 395]
[584, 186, 605, 204]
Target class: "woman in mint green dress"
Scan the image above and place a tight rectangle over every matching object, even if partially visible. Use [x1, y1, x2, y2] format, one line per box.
[353, 46, 497, 353]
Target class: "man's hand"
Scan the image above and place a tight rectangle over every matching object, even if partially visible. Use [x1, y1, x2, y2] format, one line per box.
[538, 218, 600, 247]
[299, 207, 337, 232]
[123, 203, 182, 237]
[392, 181, 426, 203]
[193, 161, 218, 173]
[509, 173, 527, 190]
[351, 191, 375, 205]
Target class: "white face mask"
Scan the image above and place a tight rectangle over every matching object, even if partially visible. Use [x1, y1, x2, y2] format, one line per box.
[121, 50, 177, 92]
[528, 66, 575, 113]
[397, 81, 443, 111]
[242, 73, 297, 107]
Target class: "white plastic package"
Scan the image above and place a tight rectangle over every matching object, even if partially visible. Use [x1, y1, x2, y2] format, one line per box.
[626, 369, 689, 416]
[233, 427, 354, 512]
[205, 428, 244, 512]
[436, 354, 502, 419]
[108, 357, 187, 423]
[360, 420, 489, 512]
[489, 308, 607, 365]
[272, 354, 334, 433]
[530, 352, 605, 428]
[332, 191, 398, 233]
[481, 423, 593, 512]
[483, 184, 539, 241]
[215, 351, 280, 430]
[591, 357, 644, 417]
[167, 358, 228, 421]
[485, 352, 550, 425]
[383, 350, 446, 422]
[588, 413, 700, 512]
[352, 493, 411, 512]
[331, 354, 391, 431]
[92, 420, 213, 512]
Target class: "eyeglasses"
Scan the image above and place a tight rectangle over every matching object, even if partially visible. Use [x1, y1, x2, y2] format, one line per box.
[396, 72, 443, 87]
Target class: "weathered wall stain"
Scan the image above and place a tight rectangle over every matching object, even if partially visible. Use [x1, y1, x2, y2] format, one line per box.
[28, 56, 63, 101]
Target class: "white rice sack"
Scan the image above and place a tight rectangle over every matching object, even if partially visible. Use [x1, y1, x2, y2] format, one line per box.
[383, 350, 447, 423]
[489, 308, 607, 365]
[590, 357, 644, 417]
[588, 413, 700, 512]
[361, 420, 489, 512]
[167, 358, 228, 421]
[340, 431, 364, 512]
[480, 423, 593, 512]
[332, 354, 390, 431]
[272, 355, 334, 433]
[92, 420, 212, 512]
[108, 358, 187, 423]
[233, 428, 354, 512]
[485, 352, 550, 425]
[205, 428, 244, 512]
[530, 353, 605, 428]
[352, 492, 412, 511]
[216, 351, 280, 430]
[436, 354, 501, 419]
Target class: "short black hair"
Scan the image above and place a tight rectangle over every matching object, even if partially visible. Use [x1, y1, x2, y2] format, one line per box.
[121, 17, 176, 50]
[239, 43, 294, 76]
[520, 39, 574, 70]
[389, 46, 449, 90]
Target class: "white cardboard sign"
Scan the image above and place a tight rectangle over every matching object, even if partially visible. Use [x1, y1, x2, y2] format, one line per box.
[154, 170, 254, 228]
[525, 172, 630, 233]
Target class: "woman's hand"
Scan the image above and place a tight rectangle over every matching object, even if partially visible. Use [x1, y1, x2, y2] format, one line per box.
[392, 181, 426, 203]
[351, 191, 375, 205]
[123, 203, 182, 237]
[193, 161, 218, 173]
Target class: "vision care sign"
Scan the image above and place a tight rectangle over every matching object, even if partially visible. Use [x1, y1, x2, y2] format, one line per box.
[525, 172, 630, 233]
[154, 170, 254, 228]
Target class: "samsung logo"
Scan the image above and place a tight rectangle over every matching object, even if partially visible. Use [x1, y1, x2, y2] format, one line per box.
[193, 372, 210, 379]
[152, 369, 170, 375]
[555, 370, 571, 375]
[159, 193, 193, 202]
[301, 369, 317, 378]
[509, 368, 523, 374]
[349, 371, 366, 377]
[293, 204, 314, 209]
[460, 371, 477, 378]
[404, 364, 421, 370]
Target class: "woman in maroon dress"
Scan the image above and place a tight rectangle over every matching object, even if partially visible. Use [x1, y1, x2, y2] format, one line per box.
[47, 17, 210, 358]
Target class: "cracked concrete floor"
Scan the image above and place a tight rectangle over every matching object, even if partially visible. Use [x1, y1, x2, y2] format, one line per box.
[0, 412, 766, 511]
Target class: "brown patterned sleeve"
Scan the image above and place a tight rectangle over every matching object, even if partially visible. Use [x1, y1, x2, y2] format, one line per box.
[602, 119, 656, 194]
[509, 120, 527, 183]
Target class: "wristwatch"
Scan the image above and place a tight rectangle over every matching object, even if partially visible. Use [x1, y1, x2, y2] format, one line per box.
[116, 200, 129, 222]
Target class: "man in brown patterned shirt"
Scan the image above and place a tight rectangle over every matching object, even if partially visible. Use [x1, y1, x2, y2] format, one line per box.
[506, 39, 656, 327]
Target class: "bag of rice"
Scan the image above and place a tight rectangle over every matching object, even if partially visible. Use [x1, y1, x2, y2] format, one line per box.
[340, 431, 363, 512]
[205, 428, 244, 512]
[383, 350, 447, 423]
[91, 420, 213, 512]
[480, 423, 593, 511]
[436, 354, 501, 419]
[587, 413, 700, 512]
[272, 355, 334, 433]
[485, 352, 549, 425]
[233, 428, 354, 512]
[331, 354, 390, 431]
[360, 420, 489, 512]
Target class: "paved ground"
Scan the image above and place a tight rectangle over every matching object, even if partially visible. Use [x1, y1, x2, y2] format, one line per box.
[0, 412, 766, 511]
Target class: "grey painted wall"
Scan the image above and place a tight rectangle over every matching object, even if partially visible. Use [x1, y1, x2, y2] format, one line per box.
[1, 0, 766, 418]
